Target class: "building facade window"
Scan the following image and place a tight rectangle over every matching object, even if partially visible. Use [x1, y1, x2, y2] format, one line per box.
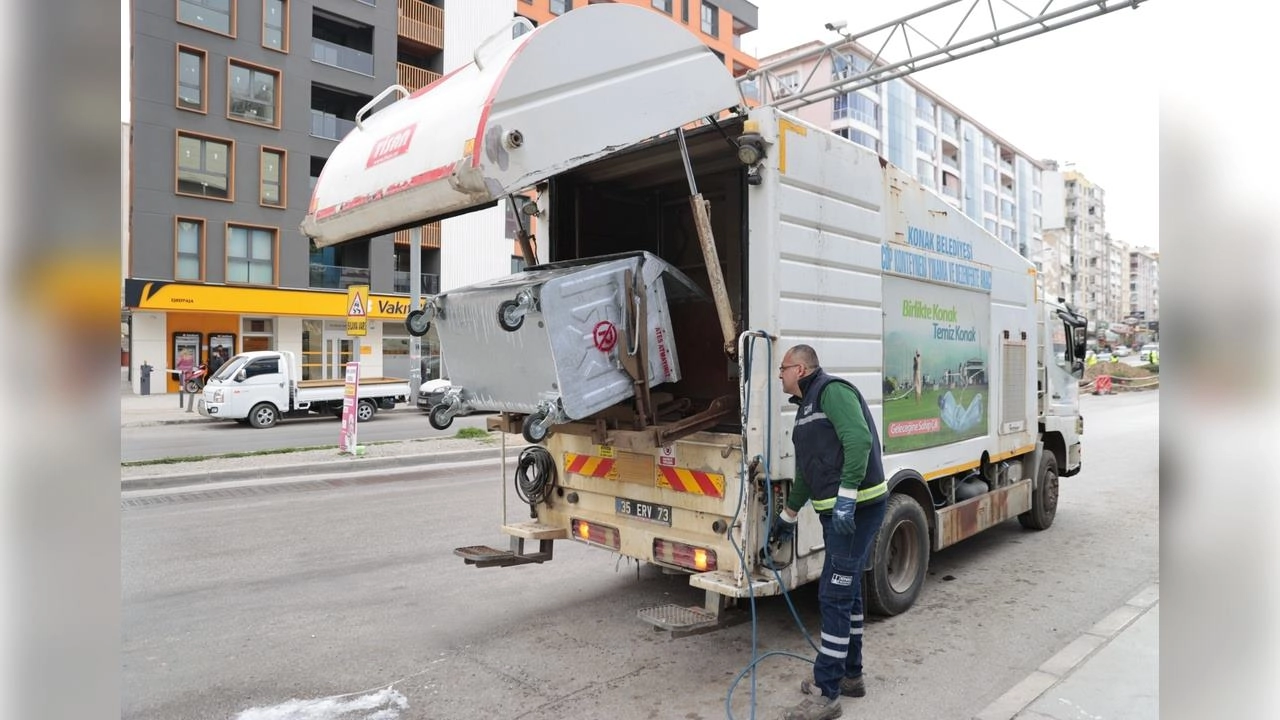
[916, 159, 934, 188]
[777, 71, 799, 96]
[848, 128, 878, 153]
[701, 2, 718, 37]
[263, 0, 288, 52]
[916, 126, 935, 153]
[175, 217, 204, 280]
[983, 191, 996, 214]
[550, 0, 571, 15]
[915, 94, 935, 123]
[177, 46, 207, 112]
[651, 0, 672, 13]
[983, 164, 996, 185]
[227, 224, 276, 285]
[851, 93, 878, 128]
[832, 52, 868, 79]
[982, 137, 996, 161]
[228, 60, 280, 126]
[260, 147, 285, 207]
[179, 0, 236, 36]
[176, 131, 233, 200]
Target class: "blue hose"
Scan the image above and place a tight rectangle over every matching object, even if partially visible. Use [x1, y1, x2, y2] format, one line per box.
[723, 332, 818, 720]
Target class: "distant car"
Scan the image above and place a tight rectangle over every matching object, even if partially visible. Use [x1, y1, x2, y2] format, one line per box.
[1113, 346, 1131, 357]
[416, 378, 453, 412]
[1139, 343, 1159, 362]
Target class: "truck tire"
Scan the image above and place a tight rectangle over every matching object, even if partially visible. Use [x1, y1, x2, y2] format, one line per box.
[357, 399, 377, 422]
[1018, 452, 1059, 530]
[248, 402, 279, 429]
[865, 493, 930, 617]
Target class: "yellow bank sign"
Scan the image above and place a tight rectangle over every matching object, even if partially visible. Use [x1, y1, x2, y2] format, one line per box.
[124, 280, 415, 321]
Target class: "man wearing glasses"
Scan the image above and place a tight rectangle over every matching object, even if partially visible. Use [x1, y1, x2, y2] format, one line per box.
[772, 344, 888, 720]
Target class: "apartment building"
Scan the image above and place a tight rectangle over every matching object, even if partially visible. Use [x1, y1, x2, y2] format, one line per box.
[751, 42, 1045, 263]
[124, 0, 755, 394]
[1129, 245, 1159, 330]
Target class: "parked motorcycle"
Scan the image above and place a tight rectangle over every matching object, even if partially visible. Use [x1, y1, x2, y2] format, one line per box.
[183, 363, 209, 394]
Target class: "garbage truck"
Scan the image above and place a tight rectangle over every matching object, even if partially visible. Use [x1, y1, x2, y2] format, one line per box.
[301, 4, 1088, 632]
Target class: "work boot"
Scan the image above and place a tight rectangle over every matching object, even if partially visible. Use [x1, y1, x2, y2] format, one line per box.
[839, 675, 865, 698]
[782, 692, 842, 720]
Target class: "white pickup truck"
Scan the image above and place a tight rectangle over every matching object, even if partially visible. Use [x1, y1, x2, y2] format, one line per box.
[200, 350, 410, 428]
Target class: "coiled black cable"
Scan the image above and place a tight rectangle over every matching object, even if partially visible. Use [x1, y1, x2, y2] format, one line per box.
[514, 446, 556, 513]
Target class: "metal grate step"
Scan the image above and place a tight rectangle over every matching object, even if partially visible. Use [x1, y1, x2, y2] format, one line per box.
[637, 603, 718, 633]
[453, 544, 552, 568]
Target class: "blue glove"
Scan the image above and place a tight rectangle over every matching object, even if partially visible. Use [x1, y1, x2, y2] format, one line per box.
[832, 495, 856, 535]
[771, 511, 798, 545]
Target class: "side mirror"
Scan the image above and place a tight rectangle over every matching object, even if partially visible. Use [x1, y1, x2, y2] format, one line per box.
[235, 369, 247, 382]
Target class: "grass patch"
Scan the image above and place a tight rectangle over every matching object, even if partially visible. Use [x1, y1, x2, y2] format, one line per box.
[455, 427, 490, 440]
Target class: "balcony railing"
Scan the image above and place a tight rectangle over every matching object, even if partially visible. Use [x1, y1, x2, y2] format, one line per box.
[398, 0, 443, 51]
[396, 62, 441, 92]
[941, 184, 960, 199]
[312, 38, 374, 76]
[941, 155, 959, 171]
[311, 110, 357, 141]
[393, 271, 441, 295]
[309, 263, 370, 290]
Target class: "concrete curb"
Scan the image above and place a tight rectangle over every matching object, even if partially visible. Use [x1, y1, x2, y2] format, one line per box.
[121, 446, 507, 491]
[972, 583, 1160, 720]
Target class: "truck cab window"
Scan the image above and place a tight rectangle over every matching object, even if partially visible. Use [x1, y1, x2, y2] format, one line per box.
[244, 359, 280, 378]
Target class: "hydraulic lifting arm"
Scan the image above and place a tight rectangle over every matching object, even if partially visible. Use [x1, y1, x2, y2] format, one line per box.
[741, 0, 1147, 110]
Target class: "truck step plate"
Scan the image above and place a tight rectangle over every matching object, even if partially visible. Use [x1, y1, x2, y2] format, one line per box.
[453, 545, 551, 568]
[637, 604, 718, 632]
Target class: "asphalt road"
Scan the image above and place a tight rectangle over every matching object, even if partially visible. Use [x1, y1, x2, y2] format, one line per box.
[121, 409, 493, 462]
[121, 390, 1158, 720]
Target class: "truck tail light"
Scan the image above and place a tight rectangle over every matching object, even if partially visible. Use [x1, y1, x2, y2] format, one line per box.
[653, 539, 717, 572]
[571, 519, 620, 551]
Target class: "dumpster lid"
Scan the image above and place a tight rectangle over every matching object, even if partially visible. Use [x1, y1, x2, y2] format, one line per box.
[302, 4, 744, 248]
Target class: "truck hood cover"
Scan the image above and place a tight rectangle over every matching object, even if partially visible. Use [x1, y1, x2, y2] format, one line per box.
[302, 3, 743, 248]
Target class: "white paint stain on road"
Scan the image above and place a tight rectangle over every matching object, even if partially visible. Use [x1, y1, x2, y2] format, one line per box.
[234, 687, 408, 720]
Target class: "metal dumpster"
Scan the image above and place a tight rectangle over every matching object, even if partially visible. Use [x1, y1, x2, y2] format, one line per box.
[420, 251, 704, 442]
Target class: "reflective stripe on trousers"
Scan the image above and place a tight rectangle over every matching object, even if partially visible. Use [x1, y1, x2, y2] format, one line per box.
[813, 498, 888, 698]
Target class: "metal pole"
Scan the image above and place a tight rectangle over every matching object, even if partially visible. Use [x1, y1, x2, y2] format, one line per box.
[409, 225, 422, 400]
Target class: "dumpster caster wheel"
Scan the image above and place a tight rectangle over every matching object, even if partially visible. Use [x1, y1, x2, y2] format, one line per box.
[522, 411, 552, 444]
[428, 404, 455, 431]
[498, 300, 525, 332]
[406, 308, 432, 337]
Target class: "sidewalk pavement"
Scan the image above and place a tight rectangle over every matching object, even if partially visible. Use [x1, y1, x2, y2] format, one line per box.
[975, 583, 1159, 720]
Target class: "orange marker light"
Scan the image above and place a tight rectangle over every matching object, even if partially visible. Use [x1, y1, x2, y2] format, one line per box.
[694, 549, 709, 571]
[577, 521, 590, 539]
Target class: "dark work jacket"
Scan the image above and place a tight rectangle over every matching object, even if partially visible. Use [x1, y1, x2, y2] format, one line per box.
[791, 369, 886, 509]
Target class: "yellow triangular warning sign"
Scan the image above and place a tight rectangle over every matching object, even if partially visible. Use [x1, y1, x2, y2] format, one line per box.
[347, 293, 366, 316]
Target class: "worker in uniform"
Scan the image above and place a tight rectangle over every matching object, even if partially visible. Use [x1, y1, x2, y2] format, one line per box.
[772, 344, 888, 720]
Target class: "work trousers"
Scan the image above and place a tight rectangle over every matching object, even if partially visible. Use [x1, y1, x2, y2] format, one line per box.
[813, 498, 887, 698]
